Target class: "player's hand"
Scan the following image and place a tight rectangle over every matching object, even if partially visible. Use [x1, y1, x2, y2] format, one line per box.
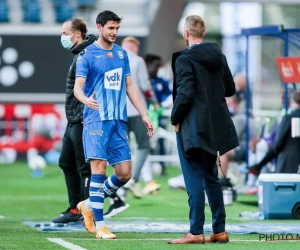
[174, 123, 180, 132]
[85, 92, 99, 110]
[142, 115, 155, 137]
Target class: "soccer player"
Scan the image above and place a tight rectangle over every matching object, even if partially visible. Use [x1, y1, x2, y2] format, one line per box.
[74, 10, 154, 240]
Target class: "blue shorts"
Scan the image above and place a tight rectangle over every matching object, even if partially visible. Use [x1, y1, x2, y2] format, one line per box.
[83, 120, 131, 165]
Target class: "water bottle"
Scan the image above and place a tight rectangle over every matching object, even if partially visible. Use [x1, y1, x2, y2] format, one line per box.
[223, 190, 233, 205]
[239, 211, 264, 220]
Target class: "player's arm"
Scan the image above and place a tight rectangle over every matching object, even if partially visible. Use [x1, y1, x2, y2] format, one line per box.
[74, 77, 99, 110]
[126, 75, 154, 136]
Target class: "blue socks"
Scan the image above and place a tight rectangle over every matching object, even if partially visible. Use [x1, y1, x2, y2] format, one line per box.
[89, 174, 106, 222]
[89, 174, 126, 222]
[103, 174, 126, 198]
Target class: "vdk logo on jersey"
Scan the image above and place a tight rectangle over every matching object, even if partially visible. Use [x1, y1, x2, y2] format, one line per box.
[117, 50, 124, 59]
[104, 68, 122, 91]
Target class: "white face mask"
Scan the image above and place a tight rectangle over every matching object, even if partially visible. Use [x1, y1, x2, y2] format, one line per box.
[61, 35, 74, 50]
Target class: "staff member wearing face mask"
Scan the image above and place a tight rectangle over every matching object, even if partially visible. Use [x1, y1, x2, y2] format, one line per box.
[52, 17, 96, 224]
[54, 16, 129, 230]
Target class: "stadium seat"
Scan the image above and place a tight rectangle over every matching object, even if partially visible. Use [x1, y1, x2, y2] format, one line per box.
[76, 0, 96, 6]
[0, 3, 9, 23]
[55, 5, 74, 23]
[51, 0, 69, 5]
[21, 0, 39, 5]
[23, 4, 41, 23]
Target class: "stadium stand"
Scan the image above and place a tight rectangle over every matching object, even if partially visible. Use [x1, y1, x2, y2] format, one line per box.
[22, 2, 41, 23]
[76, 0, 97, 6]
[0, 0, 152, 32]
[54, 4, 74, 23]
[0, 0, 9, 23]
[21, 0, 39, 5]
[51, 0, 69, 5]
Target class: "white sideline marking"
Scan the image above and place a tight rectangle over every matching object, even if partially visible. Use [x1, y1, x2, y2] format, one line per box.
[0, 215, 5, 219]
[69, 238, 300, 243]
[47, 238, 87, 250]
[114, 217, 188, 220]
[70, 238, 260, 242]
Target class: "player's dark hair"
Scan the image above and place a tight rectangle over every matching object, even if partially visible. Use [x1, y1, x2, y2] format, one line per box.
[96, 10, 122, 26]
[144, 54, 162, 66]
[64, 17, 87, 39]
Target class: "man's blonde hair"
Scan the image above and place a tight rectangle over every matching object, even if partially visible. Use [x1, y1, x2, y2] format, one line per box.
[184, 15, 206, 38]
[121, 36, 140, 46]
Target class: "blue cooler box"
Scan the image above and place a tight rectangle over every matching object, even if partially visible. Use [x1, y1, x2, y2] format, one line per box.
[258, 174, 300, 219]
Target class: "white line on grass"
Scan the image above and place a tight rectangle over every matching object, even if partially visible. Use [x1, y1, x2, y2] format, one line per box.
[47, 238, 87, 250]
[69, 238, 300, 243]
[50, 237, 300, 244]
[69, 238, 260, 242]
[111, 217, 188, 220]
[0, 215, 5, 219]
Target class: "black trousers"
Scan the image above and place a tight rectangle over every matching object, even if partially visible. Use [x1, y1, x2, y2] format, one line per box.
[59, 123, 91, 209]
[176, 131, 226, 234]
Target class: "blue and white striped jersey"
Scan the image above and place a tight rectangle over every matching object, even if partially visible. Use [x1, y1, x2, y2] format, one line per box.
[76, 42, 131, 123]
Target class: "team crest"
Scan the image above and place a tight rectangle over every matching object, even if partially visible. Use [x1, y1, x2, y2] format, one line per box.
[117, 50, 124, 59]
[107, 52, 114, 58]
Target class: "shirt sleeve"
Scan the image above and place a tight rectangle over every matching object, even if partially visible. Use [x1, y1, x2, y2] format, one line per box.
[76, 51, 89, 78]
[258, 116, 291, 168]
[123, 50, 131, 77]
[137, 57, 152, 92]
[171, 55, 195, 125]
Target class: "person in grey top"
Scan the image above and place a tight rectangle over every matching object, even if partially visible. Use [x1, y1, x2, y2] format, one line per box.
[121, 36, 161, 198]
[220, 94, 259, 179]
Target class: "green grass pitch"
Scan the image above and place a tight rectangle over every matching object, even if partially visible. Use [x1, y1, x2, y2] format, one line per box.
[0, 162, 299, 249]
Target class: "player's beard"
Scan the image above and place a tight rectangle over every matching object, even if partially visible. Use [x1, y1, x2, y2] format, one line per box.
[102, 34, 114, 45]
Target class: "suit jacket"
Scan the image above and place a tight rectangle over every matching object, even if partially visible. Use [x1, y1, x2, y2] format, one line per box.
[171, 43, 239, 156]
[258, 107, 300, 173]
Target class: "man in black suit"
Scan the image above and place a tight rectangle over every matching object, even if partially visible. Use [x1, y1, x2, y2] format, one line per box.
[249, 90, 300, 174]
[167, 15, 239, 245]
